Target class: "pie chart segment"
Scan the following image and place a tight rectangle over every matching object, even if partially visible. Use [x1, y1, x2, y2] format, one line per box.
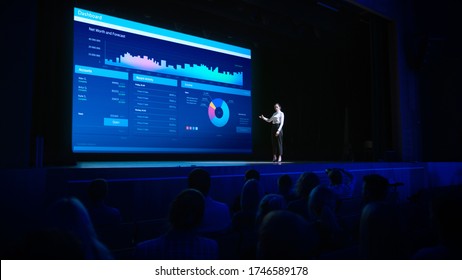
[208, 98, 229, 127]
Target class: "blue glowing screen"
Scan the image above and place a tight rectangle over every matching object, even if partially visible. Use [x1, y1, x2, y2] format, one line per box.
[72, 8, 252, 154]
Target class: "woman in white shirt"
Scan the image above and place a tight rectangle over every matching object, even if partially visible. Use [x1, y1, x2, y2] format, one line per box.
[259, 103, 285, 162]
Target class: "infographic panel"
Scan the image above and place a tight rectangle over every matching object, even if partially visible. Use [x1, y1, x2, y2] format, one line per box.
[72, 8, 252, 153]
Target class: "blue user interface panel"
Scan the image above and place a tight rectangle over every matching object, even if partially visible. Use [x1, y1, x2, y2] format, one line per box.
[72, 8, 252, 154]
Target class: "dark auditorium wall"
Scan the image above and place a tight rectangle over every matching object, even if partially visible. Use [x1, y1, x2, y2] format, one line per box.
[1, 1, 37, 168]
[412, 1, 462, 161]
[354, 0, 462, 161]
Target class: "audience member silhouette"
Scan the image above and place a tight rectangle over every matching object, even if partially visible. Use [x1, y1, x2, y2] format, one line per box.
[412, 187, 462, 259]
[359, 174, 403, 259]
[41, 196, 113, 259]
[231, 168, 261, 215]
[226, 178, 264, 259]
[287, 172, 320, 220]
[86, 178, 122, 225]
[308, 185, 350, 256]
[361, 174, 389, 204]
[244, 168, 261, 182]
[86, 178, 122, 249]
[188, 168, 231, 235]
[277, 174, 297, 203]
[255, 193, 287, 228]
[326, 168, 356, 200]
[233, 178, 264, 229]
[257, 210, 319, 259]
[134, 188, 218, 260]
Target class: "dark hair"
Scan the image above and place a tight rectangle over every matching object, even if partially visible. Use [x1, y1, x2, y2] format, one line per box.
[188, 168, 211, 196]
[241, 178, 263, 213]
[295, 172, 320, 197]
[169, 189, 205, 230]
[278, 174, 293, 194]
[245, 169, 260, 181]
[256, 193, 287, 226]
[258, 210, 312, 259]
[308, 185, 337, 217]
[44, 196, 112, 259]
[87, 178, 108, 201]
[362, 174, 390, 202]
[327, 169, 343, 185]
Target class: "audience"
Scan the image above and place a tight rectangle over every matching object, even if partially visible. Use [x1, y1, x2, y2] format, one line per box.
[277, 174, 297, 203]
[255, 193, 287, 228]
[188, 168, 231, 235]
[257, 210, 319, 259]
[42, 196, 113, 259]
[224, 178, 264, 259]
[9, 162, 459, 261]
[287, 172, 320, 220]
[231, 168, 261, 215]
[361, 174, 390, 204]
[233, 178, 264, 229]
[308, 184, 350, 256]
[244, 168, 261, 182]
[326, 168, 356, 200]
[85, 178, 122, 249]
[359, 174, 404, 259]
[86, 178, 122, 226]
[134, 188, 218, 260]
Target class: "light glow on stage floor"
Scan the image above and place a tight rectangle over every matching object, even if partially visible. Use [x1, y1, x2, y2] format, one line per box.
[74, 161, 295, 168]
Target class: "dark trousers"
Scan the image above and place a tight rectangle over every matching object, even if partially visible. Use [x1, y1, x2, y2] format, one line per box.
[271, 124, 283, 156]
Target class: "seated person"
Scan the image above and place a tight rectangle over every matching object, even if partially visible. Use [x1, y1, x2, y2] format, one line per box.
[257, 210, 319, 260]
[86, 178, 122, 249]
[326, 168, 356, 200]
[287, 172, 320, 220]
[86, 178, 122, 228]
[359, 174, 404, 259]
[134, 189, 218, 260]
[188, 168, 231, 235]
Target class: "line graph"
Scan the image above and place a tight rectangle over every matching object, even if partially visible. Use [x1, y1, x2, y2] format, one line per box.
[105, 52, 243, 86]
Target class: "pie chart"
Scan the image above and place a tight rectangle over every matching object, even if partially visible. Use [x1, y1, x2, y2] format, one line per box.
[208, 98, 229, 127]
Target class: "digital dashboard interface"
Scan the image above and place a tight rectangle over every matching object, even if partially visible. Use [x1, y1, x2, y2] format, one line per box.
[72, 7, 252, 154]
